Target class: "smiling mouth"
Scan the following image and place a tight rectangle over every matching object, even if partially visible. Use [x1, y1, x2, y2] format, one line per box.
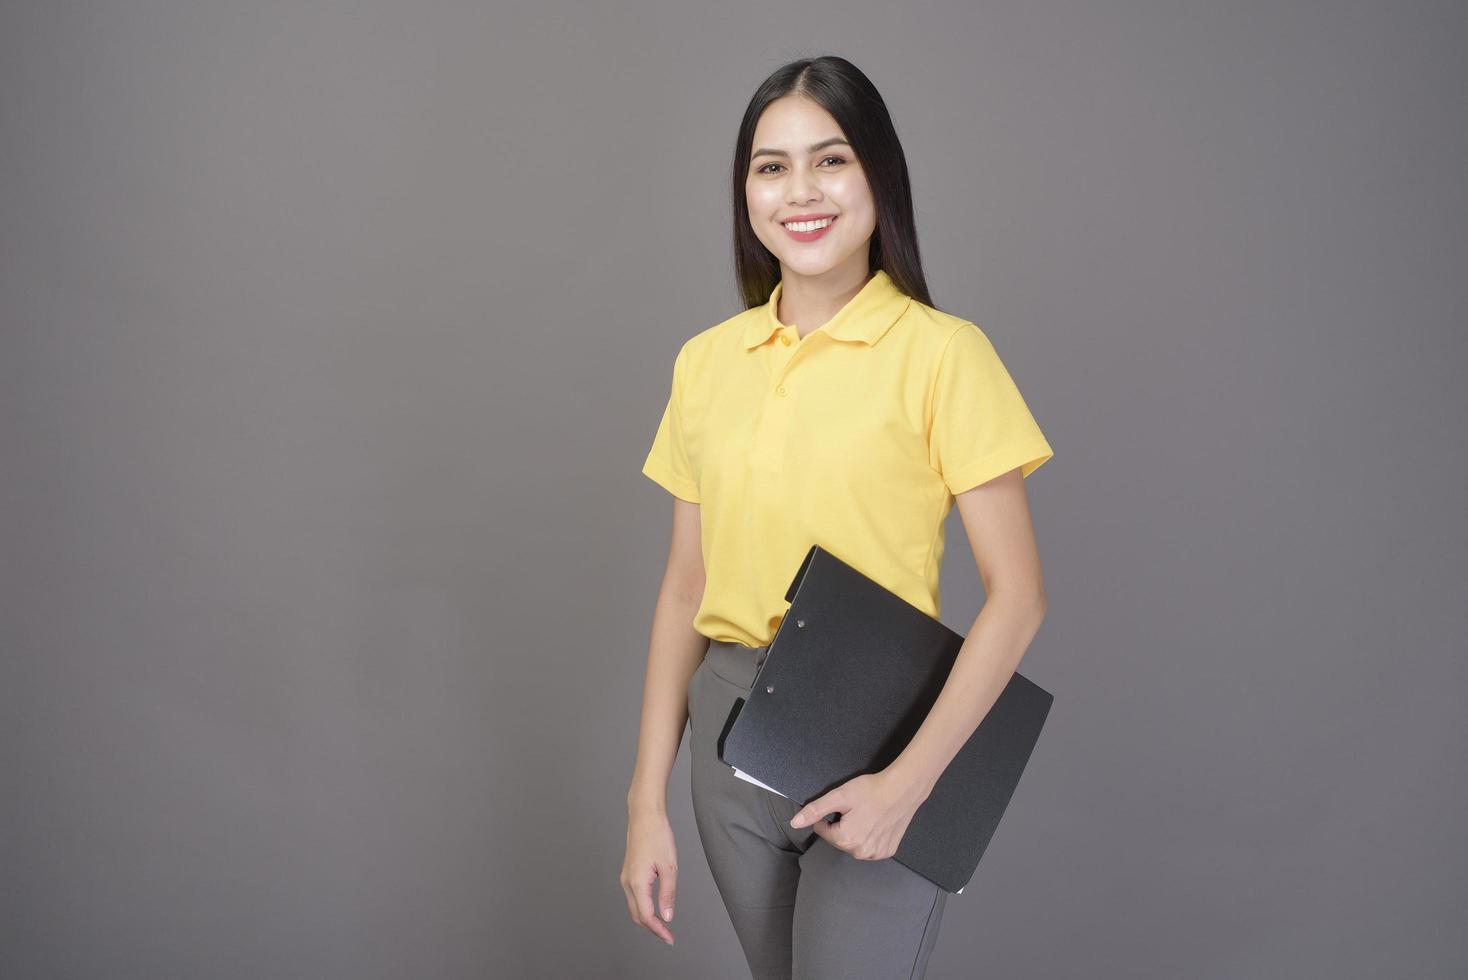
[782, 215, 838, 241]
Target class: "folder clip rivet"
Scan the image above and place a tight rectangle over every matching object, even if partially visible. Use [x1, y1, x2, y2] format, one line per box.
[766, 685, 775, 693]
[795, 619, 805, 628]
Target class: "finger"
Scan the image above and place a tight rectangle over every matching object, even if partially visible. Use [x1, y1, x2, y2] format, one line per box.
[656, 860, 677, 923]
[812, 817, 858, 855]
[622, 879, 640, 924]
[637, 868, 674, 944]
[791, 793, 833, 828]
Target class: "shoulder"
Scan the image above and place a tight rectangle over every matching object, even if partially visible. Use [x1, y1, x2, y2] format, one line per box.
[892, 297, 992, 366]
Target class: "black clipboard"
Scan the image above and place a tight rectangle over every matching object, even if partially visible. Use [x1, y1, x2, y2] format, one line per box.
[715, 544, 1054, 895]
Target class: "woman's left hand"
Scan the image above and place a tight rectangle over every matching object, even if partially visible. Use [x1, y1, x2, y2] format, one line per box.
[788, 768, 928, 860]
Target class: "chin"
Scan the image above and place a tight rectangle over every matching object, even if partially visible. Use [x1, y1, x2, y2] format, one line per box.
[780, 249, 854, 279]
[783, 261, 836, 279]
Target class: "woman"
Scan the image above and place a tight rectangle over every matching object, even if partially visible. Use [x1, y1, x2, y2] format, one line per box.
[621, 55, 1054, 979]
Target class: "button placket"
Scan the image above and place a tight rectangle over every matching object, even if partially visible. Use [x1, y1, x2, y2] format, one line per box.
[751, 328, 815, 471]
[765, 330, 819, 467]
[773, 328, 818, 381]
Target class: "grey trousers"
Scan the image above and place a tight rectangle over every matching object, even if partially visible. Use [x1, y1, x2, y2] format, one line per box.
[686, 638, 948, 980]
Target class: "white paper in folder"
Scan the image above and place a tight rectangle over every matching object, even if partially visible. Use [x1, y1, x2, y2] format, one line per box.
[731, 767, 791, 798]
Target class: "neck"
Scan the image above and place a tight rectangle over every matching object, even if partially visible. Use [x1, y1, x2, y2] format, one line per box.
[776, 265, 874, 338]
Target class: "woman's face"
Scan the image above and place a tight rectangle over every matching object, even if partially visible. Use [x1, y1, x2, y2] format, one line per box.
[745, 95, 877, 281]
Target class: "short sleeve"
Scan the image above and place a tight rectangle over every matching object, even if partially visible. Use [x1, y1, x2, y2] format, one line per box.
[927, 323, 1054, 495]
[641, 341, 701, 503]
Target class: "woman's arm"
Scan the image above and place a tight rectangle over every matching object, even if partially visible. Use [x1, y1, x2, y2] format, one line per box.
[787, 467, 1049, 850]
[627, 496, 709, 815]
[621, 498, 705, 944]
[885, 466, 1048, 799]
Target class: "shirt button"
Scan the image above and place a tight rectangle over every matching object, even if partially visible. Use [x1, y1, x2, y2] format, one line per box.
[775, 385, 786, 397]
[780, 335, 791, 346]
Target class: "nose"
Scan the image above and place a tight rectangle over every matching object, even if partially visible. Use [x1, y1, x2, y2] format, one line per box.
[786, 166, 821, 207]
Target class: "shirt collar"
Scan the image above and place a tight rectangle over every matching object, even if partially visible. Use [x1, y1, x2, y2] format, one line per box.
[742, 269, 913, 350]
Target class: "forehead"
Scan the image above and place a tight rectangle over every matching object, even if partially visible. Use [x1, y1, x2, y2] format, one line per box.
[751, 96, 846, 147]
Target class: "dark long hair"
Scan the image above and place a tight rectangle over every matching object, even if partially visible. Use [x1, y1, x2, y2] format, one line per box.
[731, 56, 935, 311]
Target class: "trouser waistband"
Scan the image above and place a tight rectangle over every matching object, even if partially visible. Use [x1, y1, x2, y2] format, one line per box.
[703, 638, 770, 689]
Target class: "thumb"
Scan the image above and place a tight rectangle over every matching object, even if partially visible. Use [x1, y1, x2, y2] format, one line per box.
[658, 862, 677, 922]
[791, 792, 839, 828]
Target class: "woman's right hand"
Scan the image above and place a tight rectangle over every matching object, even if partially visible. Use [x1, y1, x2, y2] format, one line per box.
[620, 806, 679, 946]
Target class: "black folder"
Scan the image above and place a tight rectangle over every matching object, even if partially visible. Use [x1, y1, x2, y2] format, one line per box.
[715, 544, 1054, 895]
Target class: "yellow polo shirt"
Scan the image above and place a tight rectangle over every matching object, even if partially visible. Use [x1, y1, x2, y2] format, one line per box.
[642, 268, 1053, 648]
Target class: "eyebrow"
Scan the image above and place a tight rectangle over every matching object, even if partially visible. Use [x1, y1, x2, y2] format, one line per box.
[750, 138, 851, 160]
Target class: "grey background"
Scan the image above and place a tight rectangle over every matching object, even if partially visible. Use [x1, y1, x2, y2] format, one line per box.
[2, 1, 1464, 977]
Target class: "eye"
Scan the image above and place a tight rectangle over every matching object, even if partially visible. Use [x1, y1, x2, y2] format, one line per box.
[754, 155, 849, 175]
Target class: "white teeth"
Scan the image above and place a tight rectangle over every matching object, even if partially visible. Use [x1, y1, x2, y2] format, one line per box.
[784, 217, 834, 232]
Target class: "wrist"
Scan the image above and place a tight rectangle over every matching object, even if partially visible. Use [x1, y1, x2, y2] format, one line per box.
[627, 785, 668, 815]
[884, 756, 937, 805]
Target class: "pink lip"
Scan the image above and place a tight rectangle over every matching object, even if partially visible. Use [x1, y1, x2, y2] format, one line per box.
[782, 214, 838, 243]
